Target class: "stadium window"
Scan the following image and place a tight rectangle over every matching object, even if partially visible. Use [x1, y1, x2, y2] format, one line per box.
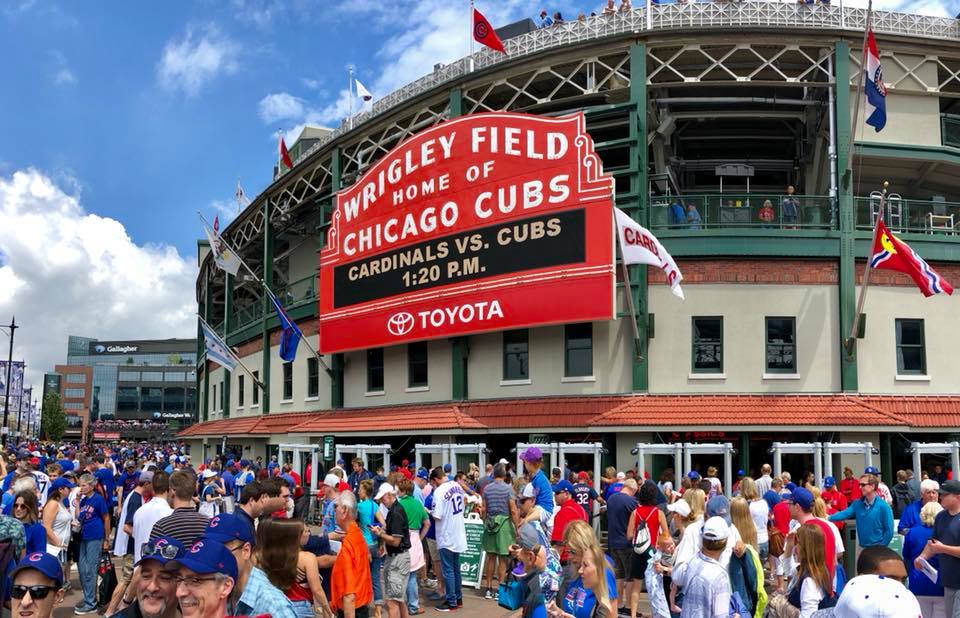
[408, 342, 428, 388]
[896, 319, 926, 375]
[564, 323, 593, 378]
[367, 348, 385, 392]
[237, 374, 244, 407]
[765, 317, 797, 373]
[283, 362, 293, 401]
[692, 317, 723, 374]
[503, 329, 529, 381]
[307, 357, 319, 398]
[219, 381, 224, 411]
[252, 371, 260, 406]
[117, 387, 138, 412]
[211, 384, 217, 412]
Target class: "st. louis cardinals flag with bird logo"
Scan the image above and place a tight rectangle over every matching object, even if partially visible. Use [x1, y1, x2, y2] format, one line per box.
[864, 29, 887, 132]
[473, 4, 505, 54]
[871, 220, 952, 297]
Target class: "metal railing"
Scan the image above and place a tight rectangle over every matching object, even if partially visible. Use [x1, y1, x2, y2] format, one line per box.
[943, 114, 960, 150]
[649, 194, 836, 231]
[229, 274, 318, 333]
[855, 196, 960, 235]
[285, 2, 959, 172]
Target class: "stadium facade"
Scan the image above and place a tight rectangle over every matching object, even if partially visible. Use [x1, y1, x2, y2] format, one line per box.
[181, 4, 960, 480]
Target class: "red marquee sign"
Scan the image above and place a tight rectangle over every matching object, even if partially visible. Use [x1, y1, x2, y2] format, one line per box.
[318, 112, 614, 353]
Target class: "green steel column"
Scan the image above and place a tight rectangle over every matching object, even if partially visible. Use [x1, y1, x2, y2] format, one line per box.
[835, 42, 859, 392]
[330, 147, 346, 409]
[202, 270, 212, 422]
[880, 433, 893, 480]
[629, 42, 649, 392]
[261, 199, 273, 415]
[447, 88, 469, 400]
[222, 274, 233, 418]
[739, 433, 751, 476]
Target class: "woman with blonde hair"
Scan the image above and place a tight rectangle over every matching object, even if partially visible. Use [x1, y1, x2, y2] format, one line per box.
[738, 477, 769, 562]
[550, 520, 616, 618]
[730, 498, 767, 617]
[904, 501, 945, 617]
[682, 488, 706, 524]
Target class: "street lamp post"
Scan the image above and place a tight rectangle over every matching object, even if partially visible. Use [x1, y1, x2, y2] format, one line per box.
[1, 316, 17, 448]
[16, 383, 28, 441]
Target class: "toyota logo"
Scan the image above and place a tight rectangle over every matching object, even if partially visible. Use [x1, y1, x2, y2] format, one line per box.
[387, 312, 415, 336]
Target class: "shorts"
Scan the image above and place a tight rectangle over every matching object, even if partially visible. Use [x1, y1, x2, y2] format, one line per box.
[609, 547, 633, 581]
[383, 551, 411, 601]
[629, 550, 650, 582]
[119, 554, 135, 584]
[482, 514, 515, 556]
[426, 538, 440, 565]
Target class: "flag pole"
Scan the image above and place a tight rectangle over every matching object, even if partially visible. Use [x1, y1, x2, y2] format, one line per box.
[618, 251, 643, 360]
[348, 65, 354, 130]
[468, 0, 475, 72]
[276, 130, 283, 174]
[198, 211, 334, 377]
[844, 180, 888, 354]
[197, 314, 266, 392]
[846, 0, 873, 177]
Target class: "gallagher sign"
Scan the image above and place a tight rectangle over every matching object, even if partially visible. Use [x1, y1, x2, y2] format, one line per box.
[318, 112, 614, 353]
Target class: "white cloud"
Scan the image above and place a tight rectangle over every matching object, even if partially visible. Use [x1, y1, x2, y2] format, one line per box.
[210, 199, 240, 225]
[50, 51, 77, 86]
[0, 169, 196, 389]
[231, 0, 284, 29]
[258, 92, 306, 124]
[300, 77, 322, 90]
[157, 23, 240, 95]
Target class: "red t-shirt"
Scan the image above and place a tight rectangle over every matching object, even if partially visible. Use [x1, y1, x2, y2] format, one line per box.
[632, 505, 661, 550]
[551, 500, 587, 561]
[772, 502, 791, 536]
[839, 477, 861, 503]
[806, 518, 837, 581]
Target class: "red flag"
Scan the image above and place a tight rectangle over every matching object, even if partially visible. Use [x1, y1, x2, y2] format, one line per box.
[473, 7, 505, 54]
[870, 220, 953, 297]
[278, 134, 293, 169]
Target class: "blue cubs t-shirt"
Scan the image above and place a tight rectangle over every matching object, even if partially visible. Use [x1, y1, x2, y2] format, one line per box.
[79, 493, 108, 541]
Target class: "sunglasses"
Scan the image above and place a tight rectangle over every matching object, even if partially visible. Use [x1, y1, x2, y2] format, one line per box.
[11, 584, 57, 600]
[141, 542, 180, 560]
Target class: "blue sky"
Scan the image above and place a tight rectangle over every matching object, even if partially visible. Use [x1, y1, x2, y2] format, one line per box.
[0, 0, 954, 387]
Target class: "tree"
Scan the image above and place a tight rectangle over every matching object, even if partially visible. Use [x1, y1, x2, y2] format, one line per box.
[41, 391, 66, 442]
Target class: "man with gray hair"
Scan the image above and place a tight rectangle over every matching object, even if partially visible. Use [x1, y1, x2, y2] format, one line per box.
[899, 477, 940, 536]
[480, 463, 516, 600]
[75, 472, 111, 614]
[330, 490, 373, 618]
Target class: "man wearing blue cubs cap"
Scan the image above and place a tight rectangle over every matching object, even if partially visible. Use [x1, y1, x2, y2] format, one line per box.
[203, 514, 298, 618]
[10, 552, 65, 618]
[115, 536, 184, 618]
[550, 479, 586, 562]
[169, 538, 237, 618]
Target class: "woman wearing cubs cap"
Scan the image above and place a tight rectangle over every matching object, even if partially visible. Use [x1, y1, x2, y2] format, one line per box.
[10, 551, 66, 618]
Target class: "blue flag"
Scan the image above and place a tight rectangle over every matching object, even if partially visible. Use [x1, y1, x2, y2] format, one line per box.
[271, 296, 302, 362]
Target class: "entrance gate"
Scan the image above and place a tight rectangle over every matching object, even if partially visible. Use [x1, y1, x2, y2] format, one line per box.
[414, 443, 487, 473]
[910, 442, 960, 478]
[633, 443, 683, 492]
[822, 442, 876, 480]
[335, 444, 393, 472]
[770, 442, 824, 486]
[515, 442, 560, 476]
[683, 443, 736, 498]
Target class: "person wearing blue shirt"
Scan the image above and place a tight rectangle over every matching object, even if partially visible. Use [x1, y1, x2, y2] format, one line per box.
[76, 473, 111, 614]
[222, 465, 236, 510]
[537, 10, 554, 28]
[94, 456, 117, 509]
[828, 473, 894, 548]
[669, 199, 686, 227]
[900, 478, 941, 536]
[520, 447, 555, 526]
[903, 501, 944, 616]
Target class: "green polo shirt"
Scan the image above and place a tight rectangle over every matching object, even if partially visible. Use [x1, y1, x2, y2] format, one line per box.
[399, 495, 430, 530]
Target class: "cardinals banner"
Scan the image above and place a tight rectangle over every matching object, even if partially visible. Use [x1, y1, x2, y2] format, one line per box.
[870, 220, 952, 297]
[473, 7, 506, 54]
[614, 207, 685, 299]
[318, 112, 615, 353]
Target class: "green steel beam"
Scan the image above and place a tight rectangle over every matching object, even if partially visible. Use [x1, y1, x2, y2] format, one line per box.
[836, 41, 858, 392]
[202, 271, 211, 423]
[261, 198, 274, 414]
[629, 42, 648, 392]
[854, 141, 960, 165]
[739, 433, 750, 476]
[330, 147, 345, 409]
[449, 87, 463, 118]
[222, 274, 233, 418]
[880, 433, 893, 481]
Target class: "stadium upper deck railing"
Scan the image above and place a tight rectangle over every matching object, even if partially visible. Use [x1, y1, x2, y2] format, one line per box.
[283, 2, 960, 173]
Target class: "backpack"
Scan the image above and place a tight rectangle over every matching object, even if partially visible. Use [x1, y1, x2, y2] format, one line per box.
[633, 507, 657, 555]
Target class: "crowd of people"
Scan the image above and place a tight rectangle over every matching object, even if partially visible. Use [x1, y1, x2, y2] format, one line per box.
[0, 440, 956, 618]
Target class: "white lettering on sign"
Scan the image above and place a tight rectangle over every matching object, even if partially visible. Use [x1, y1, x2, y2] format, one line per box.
[415, 300, 504, 330]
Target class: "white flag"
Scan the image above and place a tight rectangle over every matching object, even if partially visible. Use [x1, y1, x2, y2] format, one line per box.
[614, 207, 684, 300]
[235, 180, 250, 207]
[202, 220, 242, 276]
[199, 320, 238, 372]
[355, 79, 373, 102]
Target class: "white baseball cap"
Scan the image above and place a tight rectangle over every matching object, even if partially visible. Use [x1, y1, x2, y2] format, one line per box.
[520, 483, 536, 500]
[374, 482, 396, 501]
[616, 471, 626, 480]
[833, 575, 921, 617]
[201, 469, 218, 479]
[701, 516, 730, 541]
[498, 458, 509, 465]
[324, 474, 340, 487]
[666, 500, 691, 518]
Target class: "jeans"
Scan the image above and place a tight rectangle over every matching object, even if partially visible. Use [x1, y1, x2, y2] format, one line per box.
[439, 548, 461, 607]
[78, 539, 101, 609]
[369, 545, 383, 604]
[291, 600, 315, 618]
[406, 570, 420, 612]
[758, 541, 769, 564]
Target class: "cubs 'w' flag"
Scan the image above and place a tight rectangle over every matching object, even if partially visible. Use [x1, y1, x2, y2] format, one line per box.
[355, 79, 373, 102]
[473, 7, 506, 54]
[271, 296, 303, 362]
[864, 29, 887, 132]
[871, 220, 952, 297]
[202, 216, 242, 276]
[614, 207, 685, 299]
[199, 319, 239, 372]
[278, 134, 293, 169]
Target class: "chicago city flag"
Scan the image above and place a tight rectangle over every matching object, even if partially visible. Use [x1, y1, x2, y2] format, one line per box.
[871, 220, 952, 297]
[614, 208, 684, 299]
[200, 320, 239, 372]
[864, 29, 887, 132]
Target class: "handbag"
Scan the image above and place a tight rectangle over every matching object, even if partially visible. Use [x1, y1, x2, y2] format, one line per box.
[497, 574, 525, 611]
[767, 524, 785, 558]
[97, 551, 118, 610]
